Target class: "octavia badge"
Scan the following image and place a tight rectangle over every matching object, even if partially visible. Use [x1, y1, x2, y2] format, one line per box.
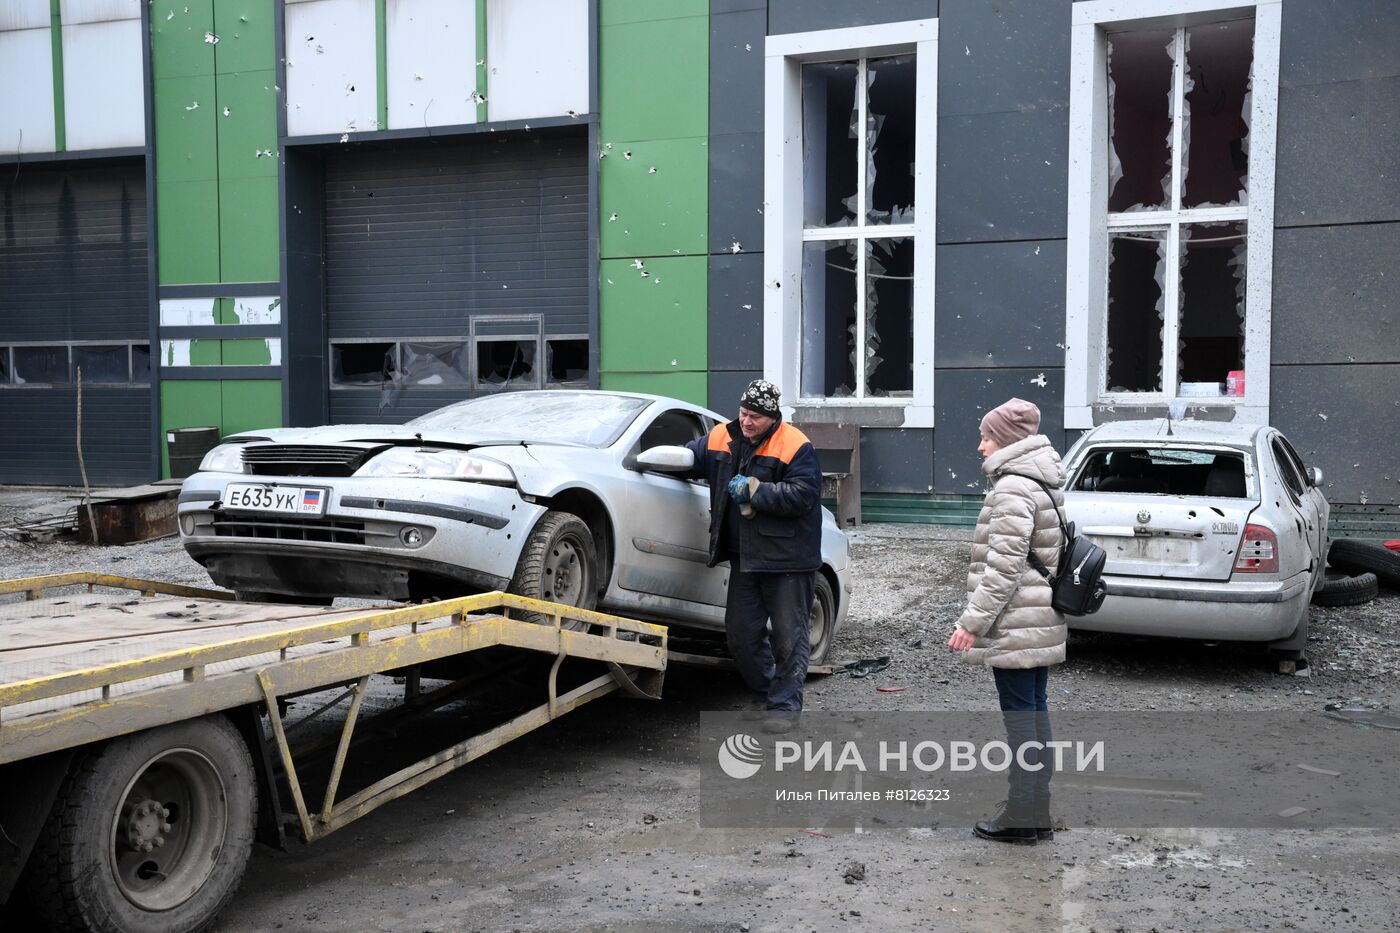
[1136, 510, 1152, 525]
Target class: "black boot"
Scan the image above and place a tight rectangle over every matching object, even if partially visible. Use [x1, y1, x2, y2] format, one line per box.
[973, 801, 1037, 845]
[1033, 794, 1054, 841]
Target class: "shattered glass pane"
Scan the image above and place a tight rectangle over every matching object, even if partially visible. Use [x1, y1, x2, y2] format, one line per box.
[12, 346, 69, 385]
[1183, 20, 1254, 207]
[1107, 30, 1174, 212]
[402, 342, 467, 386]
[476, 340, 537, 392]
[0, 349, 9, 384]
[332, 342, 397, 386]
[546, 339, 588, 386]
[1179, 222, 1246, 390]
[132, 345, 151, 385]
[1105, 232, 1166, 392]
[801, 240, 857, 398]
[73, 345, 130, 383]
[866, 55, 916, 226]
[409, 393, 648, 448]
[802, 61, 859, 228]
[866, 237, 914, 397]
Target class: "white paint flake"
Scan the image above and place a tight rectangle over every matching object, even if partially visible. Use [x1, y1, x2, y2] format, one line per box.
[166, 11, 174, 22]
[1031, 373, 1048, 388]
[731, 242, 742, 254]
[184, 102, 199, 111]
[608, 212, 618, 222]
[1318, 413, 1329, 421]
[745, 43, 752, 51]
[742, 304, 753, 310]
[648, 166, 657, 174]
[339, 133, 350, 143]
[631, 259, 645, 270]
[623, 151, 633, 160]
[204, 32, 219, 44]
[222, 106, 230, 117]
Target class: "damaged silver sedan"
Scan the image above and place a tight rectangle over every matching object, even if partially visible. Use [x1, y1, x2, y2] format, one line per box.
[1060, 419, 1329, 659]
[177, 391, 851, 661]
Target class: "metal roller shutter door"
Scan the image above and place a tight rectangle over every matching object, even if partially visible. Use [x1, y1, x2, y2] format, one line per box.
[323, 132, 589, 424]
[0, 163, 152, 485]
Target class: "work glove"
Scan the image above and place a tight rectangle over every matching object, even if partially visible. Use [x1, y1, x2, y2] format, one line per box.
[727, 474, 754, 505]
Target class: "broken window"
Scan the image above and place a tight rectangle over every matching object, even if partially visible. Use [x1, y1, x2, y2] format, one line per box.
[1103, 16, 1254, 400]
[132, 345, 151, 385]
[73, 345, 131, 384]
[332, 342, 397, 386]
[12, 346, 69, 385]
[401, 342, 467, 386]
[545, 339, 588, 386]
[0, 349, 10, 384]
[476, 339, 537, 392]
[800, 53, 917, 401]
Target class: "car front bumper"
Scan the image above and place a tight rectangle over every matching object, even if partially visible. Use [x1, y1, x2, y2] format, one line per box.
[178, 473, 547, 600]
[1067, 573, 1311, 642]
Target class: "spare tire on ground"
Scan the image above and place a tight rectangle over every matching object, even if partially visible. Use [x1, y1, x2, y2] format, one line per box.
[1311, 570, 1379, 607]
[1328, 538, 1400, 591]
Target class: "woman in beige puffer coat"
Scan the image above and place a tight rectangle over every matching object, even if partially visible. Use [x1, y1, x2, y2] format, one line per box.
[947, 398, 1066, 844]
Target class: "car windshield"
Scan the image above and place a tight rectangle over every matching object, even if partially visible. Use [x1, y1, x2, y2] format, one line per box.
[407, 392, 649, 447]
[1072, 446, 1255, 499]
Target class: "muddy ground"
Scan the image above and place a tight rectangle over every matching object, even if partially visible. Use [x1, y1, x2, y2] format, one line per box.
[3, 488, 1400, 932]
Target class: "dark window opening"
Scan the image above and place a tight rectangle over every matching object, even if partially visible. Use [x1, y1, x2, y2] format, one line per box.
[0, 350, 9, 384]
[1107, 29, 1174, 212]
[332, 342, 397, 386]
[546, 339, 588, 385]
[866, 236, 914, 397]
[132, 345, 151, 385]
[1074, 447, 1251, 498]
[866, 55, 916, 225]
[639, 409, 706, 450]
[13, 346, 69, 385]
[401, 342, 466, 386]
[801, 240, 858, 397]
[1183, 20, 1253, 208]
[476, 340, 536, 391]
[1105, 233, 1165, 392]
[802, 61, 859, 227]
[73, 345, 130, 384]
[1179, 222, 1246, 392]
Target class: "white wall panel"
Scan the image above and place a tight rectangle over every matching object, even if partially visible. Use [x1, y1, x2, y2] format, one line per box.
[0, 1, 50, 31]
[0, 28, 56, 153]
[59, 0, 139, 25]
[285, 0, 378, 137]
[386, 0, 476, 129]
[486, 0, 588, 121]
[62, 19, 144, 149]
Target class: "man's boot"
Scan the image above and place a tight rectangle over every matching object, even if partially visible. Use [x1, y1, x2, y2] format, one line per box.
[973, 801, 1037, 845]
[1033, 793, 1054, 841]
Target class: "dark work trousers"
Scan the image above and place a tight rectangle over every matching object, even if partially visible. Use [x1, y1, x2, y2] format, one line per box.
[992, 666, 1053, 811]
[725, 567, 814, 713]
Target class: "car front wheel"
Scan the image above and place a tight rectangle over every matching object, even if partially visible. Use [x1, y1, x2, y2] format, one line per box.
[808, 573, 836, 666]
[510, 511, 599, 628]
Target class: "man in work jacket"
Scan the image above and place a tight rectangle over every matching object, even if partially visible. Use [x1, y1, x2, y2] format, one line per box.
[684, 379, 822, 732]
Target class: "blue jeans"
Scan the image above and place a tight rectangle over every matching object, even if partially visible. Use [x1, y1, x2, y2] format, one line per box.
[725, 569, 814, 713]
[992, 666, 1053, 809]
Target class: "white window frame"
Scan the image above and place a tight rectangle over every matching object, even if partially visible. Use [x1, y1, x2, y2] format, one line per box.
[1065, 0, 1281, 429]
[763, 18, 937, 428]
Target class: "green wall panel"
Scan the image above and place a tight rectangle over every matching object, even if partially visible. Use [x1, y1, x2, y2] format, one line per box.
[190, 340, 222, 365]
[213, 0, 275, 74]
[600, 371, 708, 407]
[601, 137, 708, 259]
[221, 338, 273, 366]
[599, 256, 707, 372]
[218, 176, 279, 283]
[157, 180, 221, 284]
[599, 17, 708, 143]
[221, 379, 282, 436]
[160, 380, 222, 477]
[151, 0, 216, 80]
[154, 76, 219, 182]
[599, 0, 708, 26]
[215, 70, 278, 180]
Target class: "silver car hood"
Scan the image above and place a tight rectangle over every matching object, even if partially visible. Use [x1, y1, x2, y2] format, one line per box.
[227, 423, 585, 450]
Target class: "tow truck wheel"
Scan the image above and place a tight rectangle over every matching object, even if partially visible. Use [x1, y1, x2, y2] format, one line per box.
[23, 715, 257, 933]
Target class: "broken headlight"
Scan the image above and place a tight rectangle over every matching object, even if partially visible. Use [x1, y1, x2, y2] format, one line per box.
[199, 444, 248, 474]
[356, 448, 516, 484]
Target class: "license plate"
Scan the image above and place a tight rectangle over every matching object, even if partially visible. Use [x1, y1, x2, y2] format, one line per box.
[224, 483, 328, 515]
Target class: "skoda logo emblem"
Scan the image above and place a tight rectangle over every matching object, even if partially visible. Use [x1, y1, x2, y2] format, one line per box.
[1137, 510, 1152, 524]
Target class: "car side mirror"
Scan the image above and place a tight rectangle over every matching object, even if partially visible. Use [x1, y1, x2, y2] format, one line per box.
[1309, 466, 1324, 488]
[635, 445, 695, 472]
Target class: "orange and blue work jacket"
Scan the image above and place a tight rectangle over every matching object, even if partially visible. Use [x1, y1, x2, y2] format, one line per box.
[683, 418, 822, 573]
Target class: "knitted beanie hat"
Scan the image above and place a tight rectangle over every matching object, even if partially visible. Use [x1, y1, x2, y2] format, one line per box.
[980, 397, 1041, 447]
[739, 379, 781, 418]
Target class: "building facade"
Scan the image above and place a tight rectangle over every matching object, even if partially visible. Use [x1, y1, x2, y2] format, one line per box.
[1, 0, 1396, 513]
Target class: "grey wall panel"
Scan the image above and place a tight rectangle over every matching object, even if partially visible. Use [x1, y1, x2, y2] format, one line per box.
[1280, 0, 1400, 88]
[284, 148, 328, 428]
[933, 367, 1065, 493]
[323, 130, 589, 340]
[713, 0, 763, 12]
[1274, 76, 1400, 227]
[708, 369, 762, 418]
[708, 252, 764, 371]
[937, 0, 1071, 117]
[0, 388, 152, 485]
[709, 132, 764, 257]
[768, 0, 936, 35]
[1272, 223, 1400, 365]
[711, 10, 765, 137]
[860, 427, 934, 494]
[1270, 363, 1400, 505]
[936, 109, 1069, 243]
[328, 388, 472, 426]
[0, 162, 148, 342]
[935, 239, 1067, 368]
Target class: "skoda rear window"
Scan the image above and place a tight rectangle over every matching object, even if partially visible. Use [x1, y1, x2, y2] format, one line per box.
[1072, 447, 1254, 499]
[407, 393, 648, 448]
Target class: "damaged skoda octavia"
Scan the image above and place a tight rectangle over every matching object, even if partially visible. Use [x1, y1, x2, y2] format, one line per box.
[177, 390, 851, 662]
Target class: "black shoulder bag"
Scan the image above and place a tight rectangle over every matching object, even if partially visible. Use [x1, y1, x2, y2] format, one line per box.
[1020, 477, 1108, 616]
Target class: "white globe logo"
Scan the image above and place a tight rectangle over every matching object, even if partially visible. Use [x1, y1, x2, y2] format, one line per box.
[718, 733, 763, 779]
